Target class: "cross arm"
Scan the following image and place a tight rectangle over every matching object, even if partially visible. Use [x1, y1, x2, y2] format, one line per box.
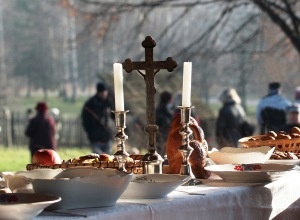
[153, 57, 177, 73]
[122, 58, 146, 77]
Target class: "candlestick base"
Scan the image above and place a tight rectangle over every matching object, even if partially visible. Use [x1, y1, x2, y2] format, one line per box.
[142, 151, 164, 174]
[114, 151, 130, 172]
[141, 123, 163, 174]
[113, 110, 130, 172]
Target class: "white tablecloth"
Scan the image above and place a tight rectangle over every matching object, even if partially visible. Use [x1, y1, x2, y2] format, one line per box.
[35, 172, 300, 220]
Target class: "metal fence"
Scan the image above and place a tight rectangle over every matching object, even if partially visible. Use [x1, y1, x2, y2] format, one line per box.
[0, 108, 216, 151]
[0, 108, 89, 148]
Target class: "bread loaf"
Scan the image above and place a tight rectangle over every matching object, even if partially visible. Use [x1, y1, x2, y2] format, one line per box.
[166, 113, 211, 179]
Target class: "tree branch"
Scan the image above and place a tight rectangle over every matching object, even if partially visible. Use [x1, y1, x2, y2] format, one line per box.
[252, 0, 300, 54]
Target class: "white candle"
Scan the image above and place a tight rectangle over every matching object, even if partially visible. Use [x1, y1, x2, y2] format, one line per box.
[182, 62, 192, 107]
[113, 63, 125, 111]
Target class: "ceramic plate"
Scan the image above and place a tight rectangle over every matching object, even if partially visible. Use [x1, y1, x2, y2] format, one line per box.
[0, 193, 61, 220]
[204, 164, 296, 183]
[121, 174, 191, 199]
[265, 159, 300, 165]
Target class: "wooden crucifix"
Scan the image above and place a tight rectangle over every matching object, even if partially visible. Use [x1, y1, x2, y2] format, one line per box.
[122, 36, 177, 154]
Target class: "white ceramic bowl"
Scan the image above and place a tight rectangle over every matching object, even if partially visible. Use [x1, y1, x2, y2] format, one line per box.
[208, 146, 275, 165]
[30, 167, 132, 210]
[2, 169, 63, 193]
[0, 193, 61, 220]
[204, 163, 295, 183]
[121, 174, 190, 199]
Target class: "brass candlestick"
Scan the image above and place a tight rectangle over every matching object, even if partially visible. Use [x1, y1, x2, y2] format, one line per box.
[113, 110, 130, 172]
[178, 106, 194, 176]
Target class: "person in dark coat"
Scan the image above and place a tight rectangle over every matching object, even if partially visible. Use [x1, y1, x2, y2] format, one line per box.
[25, 102, 56, 159]
[215, 88, 250, 148]
[156, 91, 174, 156]
[295, 86, 300, 104]
[256, 82, 291, 134]
[81, 82, 114, 154]
[281, 103, 300, 133]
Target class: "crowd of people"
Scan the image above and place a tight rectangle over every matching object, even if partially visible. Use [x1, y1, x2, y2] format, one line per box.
[24, 81, 300, 160]
[215, 82, 300, 149]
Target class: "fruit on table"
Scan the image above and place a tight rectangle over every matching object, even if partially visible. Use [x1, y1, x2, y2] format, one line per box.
[32, 149, 62, 165]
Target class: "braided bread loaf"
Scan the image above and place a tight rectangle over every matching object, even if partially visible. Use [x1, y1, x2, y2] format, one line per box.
[166, 113, 211, 179]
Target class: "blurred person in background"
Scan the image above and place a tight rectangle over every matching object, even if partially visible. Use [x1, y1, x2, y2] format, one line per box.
[215, 88, 253, 148]
[81, 82, 114, 154]
[25, 102, 56, 159]
[295, 86, 300, 104]
[256, 82, 291, 134]
[281, 103, 300, 133]
[156, 91, 174, 156]
[49, 108, 61, 145]
[26, 108, 34, 121]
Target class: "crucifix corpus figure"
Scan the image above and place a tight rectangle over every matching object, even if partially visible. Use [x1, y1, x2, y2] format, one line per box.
[123, 36, 177, 173]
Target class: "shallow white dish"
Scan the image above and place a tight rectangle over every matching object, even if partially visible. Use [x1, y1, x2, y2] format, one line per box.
[0, 193, 61, 220]
[265, 159, 300, 165]
[121, 174, 190, 199]
[208, 146, 275, 164]
[204, 163, 295, 183]
[30, 167, 132, 209]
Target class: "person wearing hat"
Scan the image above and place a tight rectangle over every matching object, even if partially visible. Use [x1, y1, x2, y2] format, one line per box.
[215, 88, 253, 147]
[256, 82, 291, 134]
[281, 103, 300, 133]
[81, 82, 114, 154]
[25, 101, 57, 160]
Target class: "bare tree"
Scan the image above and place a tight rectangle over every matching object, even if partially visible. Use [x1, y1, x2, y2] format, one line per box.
[5, 0, 298, 107]
[251, 0, 300, 56]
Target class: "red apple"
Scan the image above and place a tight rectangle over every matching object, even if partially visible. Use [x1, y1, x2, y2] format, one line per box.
[32, 149, 62, 165]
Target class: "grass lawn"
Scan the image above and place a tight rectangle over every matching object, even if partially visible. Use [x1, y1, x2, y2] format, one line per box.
[9, 96, 89, 115]
[0, 146, 91, 172]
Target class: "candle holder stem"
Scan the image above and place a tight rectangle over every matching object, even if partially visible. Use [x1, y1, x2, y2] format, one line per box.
[178, 106, 194, 176]
[142, 124, 164, 174]
[113, 110, 130, 172]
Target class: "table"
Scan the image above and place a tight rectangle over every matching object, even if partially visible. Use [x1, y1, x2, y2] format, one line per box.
[35, 172, 300, 220]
